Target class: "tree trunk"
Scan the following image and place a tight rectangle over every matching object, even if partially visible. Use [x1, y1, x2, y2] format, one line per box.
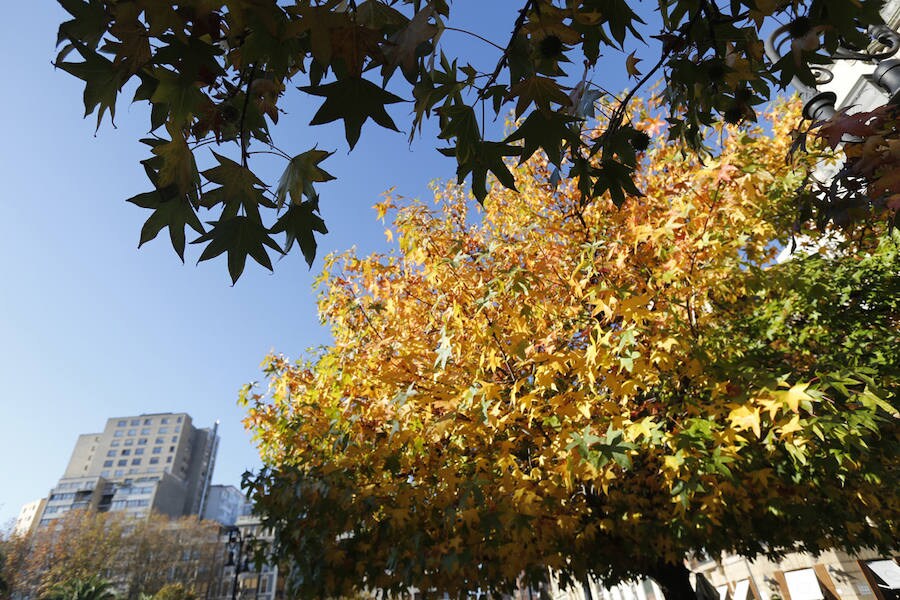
[647, 561, 698, 600]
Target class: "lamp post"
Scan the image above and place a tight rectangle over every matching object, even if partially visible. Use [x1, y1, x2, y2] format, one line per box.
[224, 527, 255, 600]
[764, 21, 900, 122]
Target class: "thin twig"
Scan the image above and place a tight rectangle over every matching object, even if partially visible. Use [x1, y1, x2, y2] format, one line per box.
[239, 63, 258, 168]
[443, 26, 505, 51]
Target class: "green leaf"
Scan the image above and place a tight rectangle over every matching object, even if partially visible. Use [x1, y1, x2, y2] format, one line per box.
[270, 202, 329, 267]
[149, 68, 209, 129]
[192, 216, 282, 283]
[56, 44, 123, 130]
[439, 142, 521, 203]
[301, 78, 403, 149]
[381, 5, 439, 84]
[56, 0, 109, 49]
[274, 149, 336, 208]
[152, 122, 197, 195]
[200, 152, 273, 221]
[126, 188, 204, 261]
[505, 111, 578, 167]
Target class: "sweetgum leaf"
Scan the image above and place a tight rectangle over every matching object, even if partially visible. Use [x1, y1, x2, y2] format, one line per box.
[301, 78, 403, 149]
[193, 216, 282, 283]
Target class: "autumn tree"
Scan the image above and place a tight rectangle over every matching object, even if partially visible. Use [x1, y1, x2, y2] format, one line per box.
[2, 511, 224, 600]
[54, 0, 894, 281]
[241, 99, 899, 599]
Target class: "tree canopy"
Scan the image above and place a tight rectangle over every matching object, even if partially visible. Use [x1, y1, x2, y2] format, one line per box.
[54, 0, 894, 282]
[240, 99, 899, 599]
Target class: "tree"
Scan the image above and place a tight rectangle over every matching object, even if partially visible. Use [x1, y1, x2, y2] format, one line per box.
[54, 0, 893, 282]
[240, 99, 898, 599]
[150, 583, 196, 600]
[43, 577, 117, 600]
[2, 511, 224, 600]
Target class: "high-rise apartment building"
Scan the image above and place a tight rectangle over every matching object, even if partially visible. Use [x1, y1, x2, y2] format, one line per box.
[36, 412, 218, 527]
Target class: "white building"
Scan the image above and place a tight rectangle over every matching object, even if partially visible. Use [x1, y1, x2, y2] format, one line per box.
[12, 498, 47, 537]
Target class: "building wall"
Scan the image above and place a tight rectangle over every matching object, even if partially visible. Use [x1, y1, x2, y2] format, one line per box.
[35, 412, 219, 528]
[203, 485, 246, 526]
[692, 550, 898, 600]
[62, 433, 101, 479]
[13, 498, 47, 537]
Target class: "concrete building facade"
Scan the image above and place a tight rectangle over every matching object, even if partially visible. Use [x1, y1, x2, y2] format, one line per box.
[36, 412, 219, 527]
[13, 498, 47, 537]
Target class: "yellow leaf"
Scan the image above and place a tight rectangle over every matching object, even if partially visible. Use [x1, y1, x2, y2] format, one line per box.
[779, 414, 803, 437]
[728, 405, 761, 437]
[626, 51, 642, 78]
[781, 382, 812, 413]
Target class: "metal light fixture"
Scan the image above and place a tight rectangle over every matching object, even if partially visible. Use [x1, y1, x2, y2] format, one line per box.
[223, 526, 255, 600]
[764, 22, 900, 122]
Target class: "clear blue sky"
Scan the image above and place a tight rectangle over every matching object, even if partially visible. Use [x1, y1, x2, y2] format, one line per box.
[0, 1, 640, 527]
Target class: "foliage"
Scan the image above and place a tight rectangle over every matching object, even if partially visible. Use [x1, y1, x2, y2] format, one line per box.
[43, 576, 117, 600]
[54, 0, 891, 281]
[2, 511, 223, 600]
[150, 583, 196, 600]
[240, 99, 898, 599]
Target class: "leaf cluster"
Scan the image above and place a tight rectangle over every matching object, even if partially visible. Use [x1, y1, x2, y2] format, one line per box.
[54, 0, 892, 280]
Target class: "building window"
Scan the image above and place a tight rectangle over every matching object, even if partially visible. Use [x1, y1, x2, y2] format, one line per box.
[149, 457, 160, 464]
[169, 446, 175, 452]
[140, 428, 150, 435]
[106, 450, 116, 457]
[110, 440, 120, 447]
[155, 437, 164, 444]
[171, 436, 178, 443]
[117, 420, 127, 427]
[127, 429, 136, 436]
[166, 456, 173, 463]
[159, 427, 169, 434]
[104, 460, 113, 467]
[130, 419, 140, 426]
[124, 439, 134, 446]
[121, 449, 131, 456]
[138, 438, 147, 445]
[114, 469, 125, 477]
[152, 447, 162, 454]
[101, 470, 110, 477]
[118, 459, 127, 467]
[161, 418, 169, 424]
[131, 459, 141, 466]
[114, 431, 123, 437]
[143, 418, 152, 425]
[135, 448, 144, 455]
[174, 426, 181, 433]
[177, 416, 183, 423]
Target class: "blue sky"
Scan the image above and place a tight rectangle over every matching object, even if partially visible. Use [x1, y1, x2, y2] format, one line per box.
[0, 1, 641, 527]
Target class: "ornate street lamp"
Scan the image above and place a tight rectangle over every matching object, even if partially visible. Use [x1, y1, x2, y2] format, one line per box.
[224, 527, 255, 600]
[764, 22, 900, 122]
